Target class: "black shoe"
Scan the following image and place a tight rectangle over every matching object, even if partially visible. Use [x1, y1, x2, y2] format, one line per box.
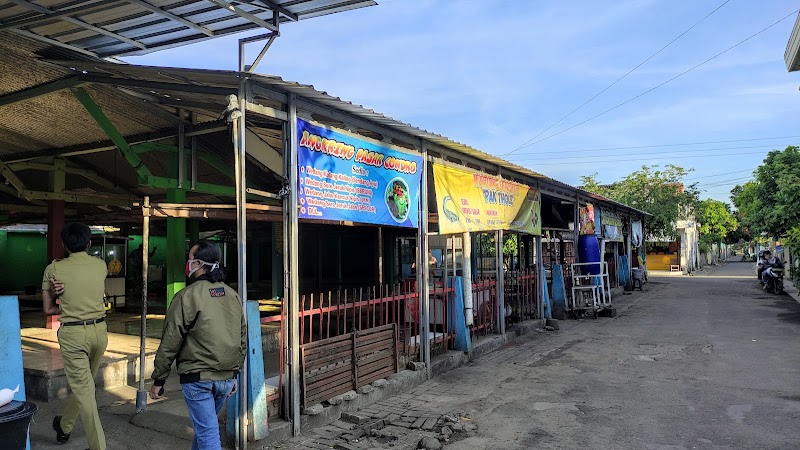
[53, 415, 70, 444]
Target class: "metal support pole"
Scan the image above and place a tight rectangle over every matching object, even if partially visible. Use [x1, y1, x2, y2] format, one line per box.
[280, 119, 290, 419]
[496, 230, 505, 336]
[462, 232, 473, 326]
[378, 227, 383, 286]
[177, 109, 185, 189]
[535, 235, 544, 320]
[627, 219, 634, 285]
[287, 93, 301, 435]
[135, 196, 150, 413]
[191, 112, 197, 190]
[417, 143, 430, 376]
[234, 81, 249, 449]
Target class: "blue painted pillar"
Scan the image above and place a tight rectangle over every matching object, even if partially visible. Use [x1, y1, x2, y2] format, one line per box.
[447, 277, 471, 353]
[0, 295, 31, 449]
[227, 300, 268, 441]
[271, 223, 282, 300]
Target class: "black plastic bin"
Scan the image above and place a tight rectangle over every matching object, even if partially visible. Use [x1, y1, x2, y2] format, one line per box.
[0, 400, 38, 450]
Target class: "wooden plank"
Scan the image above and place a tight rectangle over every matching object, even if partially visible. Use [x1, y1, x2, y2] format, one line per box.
[352, 331, 358, 390]
[361, 356, 394, 375]
[358, 370, 393, 388]
[305, 363, 352, 385]
[303, 337, 353, 355]
[306, 383, 352, 406]
[303, 340, 353, 359]
[303, 343, 353, 361]
[355, 324, 395, 337]
[355, 333, 394, 348]
[357, 355, 395, 378]
[303, 343, 353, 363]
[356, 348, 394, 365]
[304, 353, 352, 371]
[301, 331, 353, 350]
[306, 371, 353, 397]
[355, 337, 395, 355]
[301, 347, 307, 407]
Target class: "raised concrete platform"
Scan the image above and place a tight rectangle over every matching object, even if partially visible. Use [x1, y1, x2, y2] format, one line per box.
[22, 326, 160, 401]
[21, 313, 282, 403]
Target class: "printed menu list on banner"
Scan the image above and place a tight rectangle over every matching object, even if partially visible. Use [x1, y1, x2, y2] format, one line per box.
[432, 164, 541, 235]
[296, 118, 423, 228]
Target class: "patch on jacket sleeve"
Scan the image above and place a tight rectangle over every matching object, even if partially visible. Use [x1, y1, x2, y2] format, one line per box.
[209, 287, 226, 298]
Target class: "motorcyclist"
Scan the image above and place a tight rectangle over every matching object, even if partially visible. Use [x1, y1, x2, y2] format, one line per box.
[756, 250, 767, 282]
[760, 250, 783, 289]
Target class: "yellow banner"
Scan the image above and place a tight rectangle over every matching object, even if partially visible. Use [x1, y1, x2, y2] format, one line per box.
[432, 164, 541, 235]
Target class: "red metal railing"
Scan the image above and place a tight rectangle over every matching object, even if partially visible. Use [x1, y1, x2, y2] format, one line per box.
[606, 258, 617, 288]
[262, 284, 430, 360]
[504, 267, 537, 322]
[427, 281, 455, 354]
[470, 278, 497, 338]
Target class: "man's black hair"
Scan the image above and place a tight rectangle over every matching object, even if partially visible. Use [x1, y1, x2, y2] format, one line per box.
[194, 240, 226, 283]
[61, 223, 92, 254]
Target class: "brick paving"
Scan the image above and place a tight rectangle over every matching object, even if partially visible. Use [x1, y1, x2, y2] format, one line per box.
[260, 378, 481, 449]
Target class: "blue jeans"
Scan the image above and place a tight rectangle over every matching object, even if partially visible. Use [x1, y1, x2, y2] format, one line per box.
[181, 379, 236, 450]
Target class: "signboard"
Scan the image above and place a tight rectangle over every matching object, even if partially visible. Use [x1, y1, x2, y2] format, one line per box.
[432, 164, 541, 235]
[297, 119, 422, 228]
[579, 204, 596, 236]
[601, 209, 623, 242]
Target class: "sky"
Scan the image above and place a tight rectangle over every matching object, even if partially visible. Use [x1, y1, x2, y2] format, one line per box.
[126, 0, 800, 205]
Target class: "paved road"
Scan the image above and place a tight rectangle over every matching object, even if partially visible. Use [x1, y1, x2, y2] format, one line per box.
[271, 261, 800, 450]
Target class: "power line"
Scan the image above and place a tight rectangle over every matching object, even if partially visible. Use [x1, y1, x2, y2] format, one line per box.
[684, 168, 755, 180]
[528, 150, 769, 166]
[699, 176, 754, 187]
[505, 7, 800, 155]
[503, 0, 732, 157]
[512, 135, 800, 156]
[512, 144, 784, 162]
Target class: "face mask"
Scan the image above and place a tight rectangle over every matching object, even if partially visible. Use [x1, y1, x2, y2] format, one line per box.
[185, 259, 220, 278]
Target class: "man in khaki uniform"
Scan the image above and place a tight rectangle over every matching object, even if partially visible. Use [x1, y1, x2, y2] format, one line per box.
[42, 222, 108, 450]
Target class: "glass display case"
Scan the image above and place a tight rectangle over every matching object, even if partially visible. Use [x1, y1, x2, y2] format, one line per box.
[89, 235, 130, 308]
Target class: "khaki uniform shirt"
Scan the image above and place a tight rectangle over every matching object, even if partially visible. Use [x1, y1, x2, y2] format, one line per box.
[42, 251, 107, 323]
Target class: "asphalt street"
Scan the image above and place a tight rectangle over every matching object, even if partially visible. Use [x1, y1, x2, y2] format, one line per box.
[270, 260, 800, 450]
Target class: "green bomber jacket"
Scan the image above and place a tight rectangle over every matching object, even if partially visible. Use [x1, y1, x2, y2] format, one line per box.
[152, 279, 246, 385]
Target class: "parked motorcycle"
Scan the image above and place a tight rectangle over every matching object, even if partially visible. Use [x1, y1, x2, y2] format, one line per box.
[763, 267, 784, 295]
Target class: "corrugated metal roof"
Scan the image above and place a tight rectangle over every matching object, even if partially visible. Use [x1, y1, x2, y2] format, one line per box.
[0, 0, 376, 58]
[786, 12, 800, 72]
[42, 59, 651, 218]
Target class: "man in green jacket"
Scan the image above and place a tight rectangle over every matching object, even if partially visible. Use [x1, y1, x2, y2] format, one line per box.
[149, 240, 246, 450]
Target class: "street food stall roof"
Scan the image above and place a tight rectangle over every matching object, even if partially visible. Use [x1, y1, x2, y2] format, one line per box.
[0, 0, 376, 58]
[42, 59, 650, 218]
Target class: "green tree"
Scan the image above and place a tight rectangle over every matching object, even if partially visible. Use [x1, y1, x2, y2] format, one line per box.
[581, 165, 699, 239]
[730, 146, 800, 237]
[730, 181, 759, 232]
[753, 146, 800, 236]
[696, 199, 738, 252]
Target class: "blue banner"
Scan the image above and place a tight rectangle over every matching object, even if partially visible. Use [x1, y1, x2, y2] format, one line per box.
[297, 119, 422, 228]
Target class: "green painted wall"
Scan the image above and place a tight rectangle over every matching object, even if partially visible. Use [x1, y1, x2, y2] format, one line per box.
[0, 232, 49, 293]
[128, 235, 169, 267]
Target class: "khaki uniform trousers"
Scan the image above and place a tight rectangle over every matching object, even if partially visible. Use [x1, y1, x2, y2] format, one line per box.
[57, 321, 109, 450]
